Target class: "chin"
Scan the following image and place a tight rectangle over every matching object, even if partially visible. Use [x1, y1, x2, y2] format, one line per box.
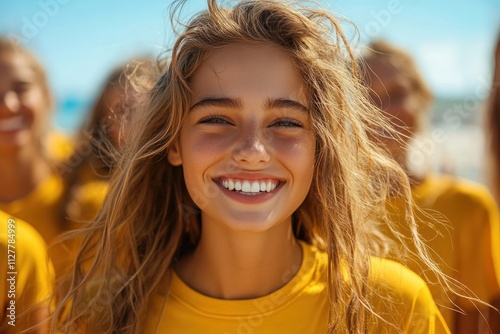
[216, 212, 289, 233]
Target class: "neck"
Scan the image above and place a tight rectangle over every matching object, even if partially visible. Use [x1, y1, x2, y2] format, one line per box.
[176, 219, 302, 300]
[0, 147, 52, 203]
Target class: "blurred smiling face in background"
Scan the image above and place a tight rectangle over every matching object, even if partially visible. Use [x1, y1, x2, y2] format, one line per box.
[0, 49, 51, 154]
[365, 57, 420, 157]
[363, 41, 433, 163]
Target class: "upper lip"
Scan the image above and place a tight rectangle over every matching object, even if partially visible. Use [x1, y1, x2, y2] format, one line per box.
[213, 172, 284, 182]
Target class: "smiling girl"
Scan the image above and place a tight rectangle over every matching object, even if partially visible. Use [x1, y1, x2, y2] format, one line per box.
[0, 38, 103, 279]
[0, 38, 54, 207]
[0, 39, 67, 263]
[53, 1, 451, 333]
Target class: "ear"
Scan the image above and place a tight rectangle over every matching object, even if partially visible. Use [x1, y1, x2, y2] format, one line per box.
[167, 139, 183, 166]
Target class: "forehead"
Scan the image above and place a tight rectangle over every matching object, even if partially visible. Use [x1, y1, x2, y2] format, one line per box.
[365, 57, 411, 90]
[0, 51, 37, 82]
[190, 43, 307, 102]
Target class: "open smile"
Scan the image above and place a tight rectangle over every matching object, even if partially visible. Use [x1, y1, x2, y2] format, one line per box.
[215, 177, 283, 198]
[0, 116, 28, 132]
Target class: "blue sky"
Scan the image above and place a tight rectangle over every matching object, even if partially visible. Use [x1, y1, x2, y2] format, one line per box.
[0, 0, 499, 123]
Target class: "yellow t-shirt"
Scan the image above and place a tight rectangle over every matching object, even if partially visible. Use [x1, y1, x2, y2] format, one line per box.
[47, 131, 75, 161]
[0, 174, 65, 244]
[0, 212, 54, 332]
[144, 241, 449, 333]
[65, 179, 109, 224]
[385, 174, 500, 329]
[0, 174, 107, 277]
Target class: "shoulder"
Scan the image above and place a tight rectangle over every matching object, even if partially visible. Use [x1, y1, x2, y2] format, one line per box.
[302, 244, 431, 297]
[300, 244, 435, 318]
[427, 174, 495, 207]
[0, 212, 54, 302]
[367, 257, 449, 333]
[299, 246, 449, 333]
[368, 257, 429, 298]
[0, 212, 48, 252]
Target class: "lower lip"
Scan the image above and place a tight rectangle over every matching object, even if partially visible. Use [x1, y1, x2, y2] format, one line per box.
[0, 128, 28, 141]
[0, 125, 29, 145]
[215, 181, 282, 204]
[0, 128, 26, 139]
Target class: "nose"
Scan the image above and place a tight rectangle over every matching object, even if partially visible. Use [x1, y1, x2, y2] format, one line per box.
[233, 125, 271, 167]
[0, 91, 21, 114]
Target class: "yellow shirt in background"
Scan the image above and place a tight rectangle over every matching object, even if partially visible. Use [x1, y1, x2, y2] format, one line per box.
[0, 173, 107, 277]
[385, 174, 500, 330]
[0, 174, 65, 244]
[47, 131, 75, 161]
[145, 241, 449, 333]
[0, 211, 54, 332]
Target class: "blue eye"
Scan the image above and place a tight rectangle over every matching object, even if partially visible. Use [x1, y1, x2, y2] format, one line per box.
[198, 115, 231, 125]
[271, 118, 303, 128]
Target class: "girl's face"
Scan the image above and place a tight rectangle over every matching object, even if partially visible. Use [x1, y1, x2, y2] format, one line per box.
[0, 51, 49, 154]
[168, 43, 316, 232]
[365, 57, 421, 159]
[102, 85, 129, 148]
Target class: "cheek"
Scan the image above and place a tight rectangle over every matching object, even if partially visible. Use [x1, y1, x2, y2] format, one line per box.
[107, 120, 121, 147]
[383, 100, 418, 130]
[272, 134, 315, 178]
[179, 132, 231, 209]
[183, 132, 235, 160]
[22, 88, 49, 125]
[179, 131, 233, 188]
[400, 98, 422, 129]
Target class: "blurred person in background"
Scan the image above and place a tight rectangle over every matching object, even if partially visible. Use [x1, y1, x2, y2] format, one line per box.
[486, 31, 500, 331]
[487, 33, 500, 207]
[362, 39, 500, 334]
[0, 37, 102, 279]
[58, 58, 159, 224]
[0, 211, 54, 334]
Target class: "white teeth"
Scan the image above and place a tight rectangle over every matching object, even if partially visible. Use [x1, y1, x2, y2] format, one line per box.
[242, 181, 251, 192]
[251, 182, 260, 193]
[219, 178, 279, 194]
[0, 116, 26, 131]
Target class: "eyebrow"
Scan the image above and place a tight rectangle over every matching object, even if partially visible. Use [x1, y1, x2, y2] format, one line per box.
[189, 97, 308, 113]
[189, 98, 240, 112]
[264, 98, 308, 113]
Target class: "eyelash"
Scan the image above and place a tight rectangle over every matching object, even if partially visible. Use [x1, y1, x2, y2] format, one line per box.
[197, 114, 303, 128]
[198, 114, 232, 125]
[269, 118, 303, 128]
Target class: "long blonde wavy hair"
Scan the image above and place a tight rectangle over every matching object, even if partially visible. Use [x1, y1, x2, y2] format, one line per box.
[51, 1, 445, 333]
